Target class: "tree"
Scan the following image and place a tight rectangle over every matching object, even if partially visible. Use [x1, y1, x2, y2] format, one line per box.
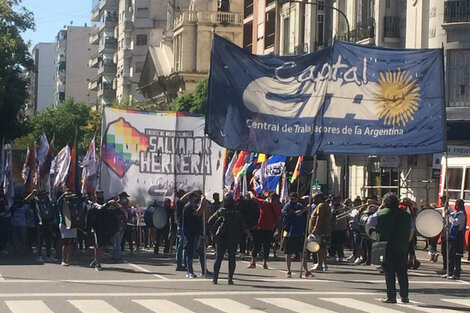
[30, 98, 91, 153]
[0, 0, 35, 142]
[167, 78, 208, 114]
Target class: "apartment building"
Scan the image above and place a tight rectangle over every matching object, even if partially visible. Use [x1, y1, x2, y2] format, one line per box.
[139, 0, 243, 105]
[55, 27, 98, 106]
[28, 43, 56, 114]
[89, 0, 167, 105]
[242, 0, 279, 54]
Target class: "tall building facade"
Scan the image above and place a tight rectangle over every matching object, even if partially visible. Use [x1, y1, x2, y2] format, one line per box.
[89, 0, 167, 105]
[28, 43, 56, 114]
[242, 0, 279, 54]
[55, 27, 98, 106]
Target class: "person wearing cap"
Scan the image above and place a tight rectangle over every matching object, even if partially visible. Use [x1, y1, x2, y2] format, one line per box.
[309, 192, 332, 272]
[281, 192, 313, 278]
[181, 190, 207, 278]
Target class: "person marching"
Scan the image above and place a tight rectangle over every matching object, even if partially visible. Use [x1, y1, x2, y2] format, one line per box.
[57, 189, 78, 266]
[112, 192, 130, 263]
[208, 192, 248, 285]
[310, 192, 332, 272]
[368, 193, 412, 304]
[442, 198, 467, 280]
[282, 192, 313, 278]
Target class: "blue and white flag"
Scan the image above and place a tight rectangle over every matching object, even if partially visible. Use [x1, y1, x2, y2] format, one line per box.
[206, 35, 446, 156]
[263, 155, 286, 192]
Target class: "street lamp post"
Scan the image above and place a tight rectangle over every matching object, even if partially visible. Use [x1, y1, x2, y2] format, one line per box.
[278, 0, 350, 42]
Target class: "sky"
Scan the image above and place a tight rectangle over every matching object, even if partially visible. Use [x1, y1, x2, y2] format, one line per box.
[20, 0, 96, 49]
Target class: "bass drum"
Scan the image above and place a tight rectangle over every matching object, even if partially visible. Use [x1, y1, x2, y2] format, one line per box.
[93, 202, 120, 237]
[359, 214, 377, 241]
[144, 205, 168, 229]
[416, 209, 444, 238]
[62, 195, 84, 229]
[306, 234, 320, 253]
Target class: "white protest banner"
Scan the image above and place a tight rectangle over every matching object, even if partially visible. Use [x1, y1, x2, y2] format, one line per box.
[100, 108, 224, 205]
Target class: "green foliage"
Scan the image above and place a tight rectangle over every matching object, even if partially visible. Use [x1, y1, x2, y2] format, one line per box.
[30, 98, 91, 153]
[167, 78, 208, 114]
[0, 0, 35, 142]
[112, 98, 166, 112]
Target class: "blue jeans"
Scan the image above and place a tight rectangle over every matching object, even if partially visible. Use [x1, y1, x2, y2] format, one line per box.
[112, 230, 124, 259]
[214, 241, 237, 280]
[176, 226, 186, 268]
[184, 233, 200, 275]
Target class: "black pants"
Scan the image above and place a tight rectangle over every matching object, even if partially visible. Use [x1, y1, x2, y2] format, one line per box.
[155, 225, 170, 254]
[449, 233, 465, 277]
[441, 233, 447, 270]
[383, 252, 408, 300]
[329, 230, 346, 258]
[121, 225, 134, 252]
[239, 230, 252, 254]
[251, 229, 273, 260]
[0, 218, 11, 251]
[428, 235, 439, 254]
[214, 240, 237, 280]
[362, 238, 372, 265]
[37, 222, 53, 257]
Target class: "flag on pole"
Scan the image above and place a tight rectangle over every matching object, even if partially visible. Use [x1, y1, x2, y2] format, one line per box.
[232, 151, 249, 179]
[252, 161, 266, 194]
[53, 145, 71, 188]
[81, 137, 97, 195]
[3, 149, 13, 206]
[263, 155, 287, 192]
[241, 174, 248, 197]
[290, 156, 304, 183]
[37, 133, 49, 166]
[224, 151, 238, 190]
[66, 141, 77, 192]
[280, 170, 289, 201]
[40, 137, 54, 179]
[257, 153, 266, 163]
[22, 143, 36, 194]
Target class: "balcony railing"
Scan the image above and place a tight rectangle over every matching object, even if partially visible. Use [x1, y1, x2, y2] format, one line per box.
[349, 21, 375, 42]
[384, 16, 400, 38]
[174, 10, 243, 29]
[445, 0, 470, 23]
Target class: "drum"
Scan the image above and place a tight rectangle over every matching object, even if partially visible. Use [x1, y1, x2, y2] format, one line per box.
[61, 195, 84, 229]
[306, 234, 320, 253]
[144, 205, 168, 229]
[415, 209, 444, 238]
[93, 202, 120, 237]
[359, 214, 377, 241]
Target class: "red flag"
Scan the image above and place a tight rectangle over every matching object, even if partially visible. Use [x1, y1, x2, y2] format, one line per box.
[232, 151, 249, 179]
[65, 142, 77, 191]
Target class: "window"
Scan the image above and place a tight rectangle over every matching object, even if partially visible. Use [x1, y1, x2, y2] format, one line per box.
[244, 0, 253, 18]
[243, 22, 253, 52]
[464, 168, 470, 200]
[218, 0, 230, 12]
[135, 62, 144, 73]
[317, 13, 324, 48]
[136, 34, 147, 45]
[446, 167, 463, 200]
[136, 7, 149, 19]
[265, 10, 275, 49]
[282, 17, 290, 55]
[448, 50, 470, 107]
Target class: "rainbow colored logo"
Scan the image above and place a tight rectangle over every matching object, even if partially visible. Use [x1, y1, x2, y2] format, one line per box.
[102, 118, 149, 177]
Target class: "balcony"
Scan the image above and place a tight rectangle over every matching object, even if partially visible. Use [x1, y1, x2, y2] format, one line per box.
[174, 10, 243, 29]
[123, 47, 132, 58]
[123, 20, 134, 32]
[89, 53, 100, 68]
[384, 16, 400, 38]
[445, 0, 470, 23]
[91, 3, 101, 22]
[350, 21, 375, 44]
[99, 15, 118, 32]
[89, 28, 100, 45]
[88, 79, 99, 91]
[97, 82, 114, 98]
[99, 37, 118, 52]
[98, 61, 117, 75]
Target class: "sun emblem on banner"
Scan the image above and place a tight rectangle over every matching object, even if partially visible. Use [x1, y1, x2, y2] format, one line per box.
[373, 69, 420, 126]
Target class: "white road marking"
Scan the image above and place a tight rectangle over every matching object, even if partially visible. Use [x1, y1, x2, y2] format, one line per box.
[374, 298, 464, 313]
[196, 298, 265, 313]
[68, 300, 122, 313]
[0, 291, 379, 298]
[124, 261, 169, 280]
[257, 297, 337, 313]
[133, 299, 195, 313]
[0, 273, 4, 280]
[5, 300, 54, 313]
[442, 299, 470, 307]
[320, 298, 404, 313]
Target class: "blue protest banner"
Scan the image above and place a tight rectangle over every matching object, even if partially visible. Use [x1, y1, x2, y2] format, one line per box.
[205, 35, 446, 156]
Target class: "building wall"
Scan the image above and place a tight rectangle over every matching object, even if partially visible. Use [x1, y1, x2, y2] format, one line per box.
[65, 27, 98, 104]
[31, 43, 56, 113]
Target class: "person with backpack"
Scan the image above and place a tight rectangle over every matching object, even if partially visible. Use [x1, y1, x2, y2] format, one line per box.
[208, 192, 249, 285]
[247, 192, 281, 269]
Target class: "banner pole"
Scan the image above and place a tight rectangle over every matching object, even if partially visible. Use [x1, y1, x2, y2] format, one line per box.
[201, 135, 208, 277]
[299, 154, 318, 278]
[444, 151, 449, 278]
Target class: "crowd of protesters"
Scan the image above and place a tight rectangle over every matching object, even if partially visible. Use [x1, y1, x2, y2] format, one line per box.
[0, 186, 467, 287]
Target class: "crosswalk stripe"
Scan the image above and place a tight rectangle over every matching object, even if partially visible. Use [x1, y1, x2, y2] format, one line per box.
[68, 300, 122, 313]
[5, 300, 54, 313]
[319, 298, 403, 313]
[196, 298, 266, 313]
[374, 298, 463, 313]
[442, 299, 470, 307]
[133, 299, 195, 313]
[257, 298, 337, 313]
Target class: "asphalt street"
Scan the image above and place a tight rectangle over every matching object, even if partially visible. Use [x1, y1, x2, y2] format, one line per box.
[0, 248, 469, 313]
